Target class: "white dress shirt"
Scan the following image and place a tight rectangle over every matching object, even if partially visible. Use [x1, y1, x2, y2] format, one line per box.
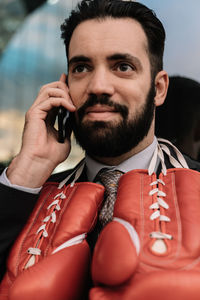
[86, 136, 159, 182]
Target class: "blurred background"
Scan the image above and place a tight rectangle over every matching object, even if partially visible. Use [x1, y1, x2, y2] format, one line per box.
[0, 0, 200, 171]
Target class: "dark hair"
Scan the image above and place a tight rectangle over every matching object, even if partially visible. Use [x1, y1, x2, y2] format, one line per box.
[60, 0, 165, 77]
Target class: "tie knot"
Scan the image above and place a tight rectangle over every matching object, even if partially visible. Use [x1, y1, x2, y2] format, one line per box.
[98, 169, 123, 194]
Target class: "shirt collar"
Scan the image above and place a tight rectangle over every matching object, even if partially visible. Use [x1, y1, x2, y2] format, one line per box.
[85, 136, 159, 182]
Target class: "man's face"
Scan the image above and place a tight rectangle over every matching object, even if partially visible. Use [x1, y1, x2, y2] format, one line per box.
[68, 18, 155, 157]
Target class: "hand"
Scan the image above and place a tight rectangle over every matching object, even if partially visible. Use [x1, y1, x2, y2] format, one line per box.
[7, 74, 76, 188]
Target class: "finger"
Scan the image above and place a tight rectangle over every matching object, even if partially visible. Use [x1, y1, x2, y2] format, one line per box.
[34, 88, 69, 105]
[59, 73, 67, 83]
[33, 88, 76, 110]
[30, 97, 76, 120]
[39, 80, 68, 95]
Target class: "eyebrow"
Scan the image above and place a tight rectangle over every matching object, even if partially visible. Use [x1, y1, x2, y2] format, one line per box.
[107, 53, 142, 69]
[68, 55, 90, 68]
[68, 53, 142, 69]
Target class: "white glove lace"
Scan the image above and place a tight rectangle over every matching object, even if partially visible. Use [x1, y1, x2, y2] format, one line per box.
[26, 161, 86, 266]
[148, 138, 188, 250]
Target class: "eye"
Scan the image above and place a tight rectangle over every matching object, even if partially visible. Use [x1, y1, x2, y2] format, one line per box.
[72, 64, 90, 73]
[116, 63, 134, 72]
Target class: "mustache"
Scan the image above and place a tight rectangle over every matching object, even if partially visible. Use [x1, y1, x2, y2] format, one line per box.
[76, 94, 128, 121]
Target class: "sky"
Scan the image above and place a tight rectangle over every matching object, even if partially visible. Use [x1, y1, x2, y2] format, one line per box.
[0, 0, 200, 111]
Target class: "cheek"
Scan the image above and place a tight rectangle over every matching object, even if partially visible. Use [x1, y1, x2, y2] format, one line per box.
[68, 81, 85, 109]
[69, 87, 83, 109]
[121, 85, 146, 109]
[122, 88, 150, 121]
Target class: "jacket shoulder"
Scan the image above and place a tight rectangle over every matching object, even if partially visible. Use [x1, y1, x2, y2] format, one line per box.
[184, 154, 200, 172]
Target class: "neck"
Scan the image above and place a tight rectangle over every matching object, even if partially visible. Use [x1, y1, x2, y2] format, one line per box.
[92, 133, 155, 166]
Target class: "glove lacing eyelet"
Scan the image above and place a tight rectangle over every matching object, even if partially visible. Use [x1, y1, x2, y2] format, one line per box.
[26, 191, 66, 258]
[149, 179, 172, 241]
[147, 138, 189, 244]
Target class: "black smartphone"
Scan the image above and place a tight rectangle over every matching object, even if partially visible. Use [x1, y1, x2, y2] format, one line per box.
[57, 77, 72, 143]
[58, 106, 70, 143]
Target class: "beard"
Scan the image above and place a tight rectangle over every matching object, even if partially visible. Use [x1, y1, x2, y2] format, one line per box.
[71, 83, 156, 158]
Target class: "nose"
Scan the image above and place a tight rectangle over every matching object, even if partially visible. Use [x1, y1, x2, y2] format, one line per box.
[86, 68, 115, 96]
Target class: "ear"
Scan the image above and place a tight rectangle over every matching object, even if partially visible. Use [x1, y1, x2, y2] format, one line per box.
[154, 71, 169, 107]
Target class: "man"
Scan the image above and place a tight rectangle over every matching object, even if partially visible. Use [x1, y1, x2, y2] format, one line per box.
[156, 76, 200, 161]
[0, 1, 200, 299]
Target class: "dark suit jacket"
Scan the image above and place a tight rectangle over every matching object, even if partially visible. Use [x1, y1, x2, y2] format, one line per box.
[0, 155, 200, 281]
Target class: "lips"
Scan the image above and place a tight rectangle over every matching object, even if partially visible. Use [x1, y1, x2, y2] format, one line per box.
[85, 104, 116, 114]
[84, 105, 118, 121]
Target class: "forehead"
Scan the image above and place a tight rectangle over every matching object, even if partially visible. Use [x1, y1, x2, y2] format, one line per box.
[69, 18, 150, 65]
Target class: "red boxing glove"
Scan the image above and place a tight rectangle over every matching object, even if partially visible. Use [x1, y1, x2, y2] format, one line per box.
[90, 168, 200, 300]
[0, 181, 104, 300]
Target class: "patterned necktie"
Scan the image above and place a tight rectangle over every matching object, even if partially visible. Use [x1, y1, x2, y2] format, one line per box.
[98, 169, 123, 227]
